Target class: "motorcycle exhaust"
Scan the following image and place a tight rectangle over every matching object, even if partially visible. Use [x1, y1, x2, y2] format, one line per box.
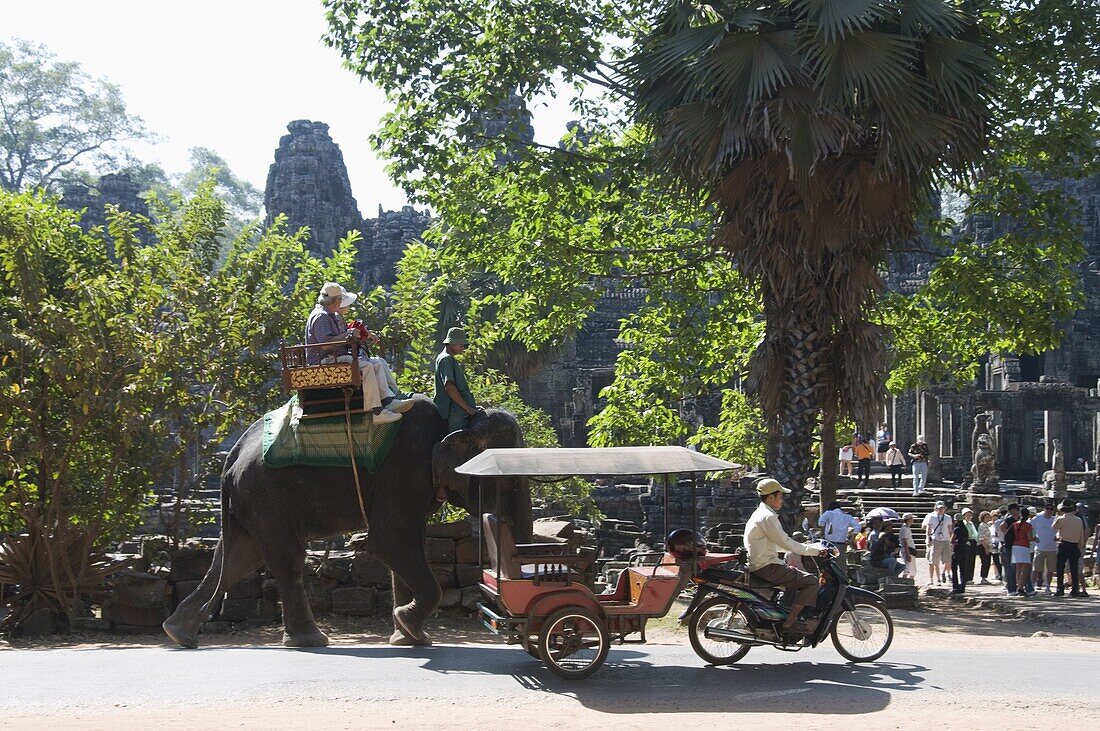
[704, 625, 786, 647]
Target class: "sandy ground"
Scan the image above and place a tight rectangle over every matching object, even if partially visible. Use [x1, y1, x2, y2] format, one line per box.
[4, 597, 1099, 729]
[5, 594, 1096, 654]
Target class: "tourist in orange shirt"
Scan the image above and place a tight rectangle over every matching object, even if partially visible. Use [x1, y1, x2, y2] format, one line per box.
[854, 437, 875, 487]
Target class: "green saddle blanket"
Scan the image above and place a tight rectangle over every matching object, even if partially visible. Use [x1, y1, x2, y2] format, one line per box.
[262, 396, 401, 471]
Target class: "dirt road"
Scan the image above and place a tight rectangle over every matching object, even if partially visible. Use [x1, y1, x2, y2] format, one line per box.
[3, 605, 1098, 729]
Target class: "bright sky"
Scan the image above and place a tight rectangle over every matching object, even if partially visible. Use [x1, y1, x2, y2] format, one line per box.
[4, 0, 574, 215]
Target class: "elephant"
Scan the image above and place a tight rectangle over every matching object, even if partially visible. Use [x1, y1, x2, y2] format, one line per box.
[162, 398, 531, 649]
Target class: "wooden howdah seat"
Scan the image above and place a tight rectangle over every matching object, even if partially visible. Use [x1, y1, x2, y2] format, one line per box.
[279, 342, 365, 419]
[481, 513, 589, 583]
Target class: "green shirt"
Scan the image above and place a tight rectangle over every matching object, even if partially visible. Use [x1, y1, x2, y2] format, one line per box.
[433, 349, 475, 418]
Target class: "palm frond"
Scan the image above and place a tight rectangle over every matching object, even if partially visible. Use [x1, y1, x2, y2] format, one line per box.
[899, 0, 966, 36]
[793, 0, 898, 43]
[632, 0, 993, 491]
[811, 30, 920, 105]
[700, 29, 804, 108]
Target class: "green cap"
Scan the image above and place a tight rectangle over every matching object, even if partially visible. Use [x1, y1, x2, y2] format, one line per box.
[443, 327, 468, 345]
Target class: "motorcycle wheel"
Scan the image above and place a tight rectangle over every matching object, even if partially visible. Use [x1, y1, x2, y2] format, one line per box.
[688, 596, 753, 665]
[830, 601, 894, 662]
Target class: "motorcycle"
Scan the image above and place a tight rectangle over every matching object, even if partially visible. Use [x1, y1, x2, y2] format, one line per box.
[680, 545, 894, 664]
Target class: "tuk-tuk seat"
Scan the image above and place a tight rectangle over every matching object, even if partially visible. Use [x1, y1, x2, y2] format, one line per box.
[482, 513, 589, 580]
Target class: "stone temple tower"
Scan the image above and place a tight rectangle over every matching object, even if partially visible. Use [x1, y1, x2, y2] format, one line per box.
[264, 120, 363, 256]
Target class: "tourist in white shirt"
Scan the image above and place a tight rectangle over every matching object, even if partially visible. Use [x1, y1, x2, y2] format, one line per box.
[899, 513, 918, 579]
[818, 501, 860, 577]
[921, 502, 954, 586]
[883, 441, 907, 489]
[838, 441, 855, 476]
[1029, 503, 1058, 595]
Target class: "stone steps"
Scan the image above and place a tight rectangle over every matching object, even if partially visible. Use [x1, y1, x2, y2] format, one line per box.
[838, 487, 958, 554]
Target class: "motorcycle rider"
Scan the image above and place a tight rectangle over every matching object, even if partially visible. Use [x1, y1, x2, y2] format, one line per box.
[745, 478, 824, 636]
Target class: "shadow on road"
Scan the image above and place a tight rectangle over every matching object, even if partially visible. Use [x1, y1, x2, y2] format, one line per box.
[291, 644, 926, 715]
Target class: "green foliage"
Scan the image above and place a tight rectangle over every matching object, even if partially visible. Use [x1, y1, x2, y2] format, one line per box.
[0, 38, 150, 192]
[387, 242, 599, 514]
[323, 0, 649, 201]
[589, 256, 761, 451]
[977, 0, 1100, 179]
[0, 189, 161, 540]
[881, 176, 1086, 392]
[325, 0, 1097, 478]
[176, 147, 263, 221]
[689, 390, 766, 470]
[888, 0, 1100, 390]
[0, 515, 121, 632]
[471, 370, 597, 516]
[0, 182, 354, 553]
[388, 241, 451, 391]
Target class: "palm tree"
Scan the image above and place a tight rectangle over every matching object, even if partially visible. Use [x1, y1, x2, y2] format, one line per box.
[630, 0, 992, 502]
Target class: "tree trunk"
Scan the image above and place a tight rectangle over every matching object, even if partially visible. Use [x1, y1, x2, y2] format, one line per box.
[756, 311, 828, 526]
[819, 402, 838, 509]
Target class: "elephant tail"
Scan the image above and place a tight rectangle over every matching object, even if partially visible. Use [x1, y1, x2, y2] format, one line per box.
[199, 473, 231, 620]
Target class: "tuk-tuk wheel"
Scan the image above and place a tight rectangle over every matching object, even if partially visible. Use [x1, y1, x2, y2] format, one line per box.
[537, 607, 609, 680]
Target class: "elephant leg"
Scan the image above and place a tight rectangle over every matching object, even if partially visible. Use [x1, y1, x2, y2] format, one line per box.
[262, 539, 328, 648]
[162, 526, 264, 649]
[387, 572, 423, 646]
[379, 550, 441, 647]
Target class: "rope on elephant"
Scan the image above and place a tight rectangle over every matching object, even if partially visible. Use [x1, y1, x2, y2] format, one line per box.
[261, 394, 402, 471]
[343, 388, 371, 529]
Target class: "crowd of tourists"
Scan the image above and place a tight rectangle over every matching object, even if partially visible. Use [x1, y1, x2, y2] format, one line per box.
[837, 425, 930, 495]
[921, 499, 1095, 598]
[818, 498, 1097, 597]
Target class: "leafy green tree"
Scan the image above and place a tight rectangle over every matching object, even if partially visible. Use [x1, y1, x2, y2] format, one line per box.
[176, 147, 263, 221]
[0, 39, 150, 192]
[630, 1, 997, 493]
[0, 181, 358, 632]
[111, 181, 358, 545]
[325, 0, 1096, 508]
[0, 189, 165, 623]
[588, 257, 760, 452]
[385, 240, 597, 515]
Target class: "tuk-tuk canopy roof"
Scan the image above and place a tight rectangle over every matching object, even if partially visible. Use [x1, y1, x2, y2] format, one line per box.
[454, 446, 740, 477]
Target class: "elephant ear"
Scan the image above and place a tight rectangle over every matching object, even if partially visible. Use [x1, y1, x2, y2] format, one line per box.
[431, 410, 524, 502]
[432, 427, 485, 499]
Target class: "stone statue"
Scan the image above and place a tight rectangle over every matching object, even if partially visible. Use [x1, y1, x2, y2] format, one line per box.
[971, 413, 994, 456]
[971, 433, 998, 491]
[969, 414, 999, 493]
[1050, 438, 1067, 492]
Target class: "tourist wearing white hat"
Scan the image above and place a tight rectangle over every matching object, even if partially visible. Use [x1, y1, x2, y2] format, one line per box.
[883, 441, 907, 489]
[305, 282, 402, 424]
[305, 282, 353, 365]
[336, 291, 412, 420]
